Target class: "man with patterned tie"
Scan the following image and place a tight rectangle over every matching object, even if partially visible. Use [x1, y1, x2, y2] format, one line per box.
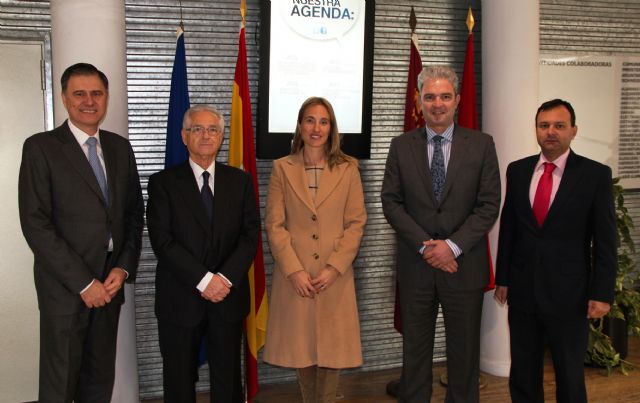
[18, 63, 144, 402]
[381, 65, 501, 402]
[495, 99, 617, 403]
[146, 105, 259, 402]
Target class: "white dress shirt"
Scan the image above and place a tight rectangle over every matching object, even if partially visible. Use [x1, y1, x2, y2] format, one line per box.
[529, 148, 571, 207]
[422, 124, 462, 258]
[69, 120, 131, 293]
[188, 159, 233, 291]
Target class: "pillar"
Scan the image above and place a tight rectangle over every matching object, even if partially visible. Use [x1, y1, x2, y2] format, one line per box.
[50, 0, 138, 400]
[480, 0, 540, 377]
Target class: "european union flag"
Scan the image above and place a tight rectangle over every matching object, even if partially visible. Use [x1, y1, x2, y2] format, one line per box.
[165, 26, 190, 168]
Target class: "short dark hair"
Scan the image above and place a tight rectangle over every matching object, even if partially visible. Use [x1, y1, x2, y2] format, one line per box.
[536, 99, 576, 127]
[61, 63, 109, 92]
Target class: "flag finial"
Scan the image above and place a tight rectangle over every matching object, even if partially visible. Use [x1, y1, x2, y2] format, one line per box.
[466, 7, 475, 34]
[409, 6, 417, 33]
[240, 0, 246, 27]
[179, 0, 184, 32]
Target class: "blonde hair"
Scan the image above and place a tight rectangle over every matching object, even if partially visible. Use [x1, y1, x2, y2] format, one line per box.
[290, 96, 353, 169]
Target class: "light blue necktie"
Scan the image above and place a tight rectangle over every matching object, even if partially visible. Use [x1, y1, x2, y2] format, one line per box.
[86, 136, 109, 205]
[431, 135, 445, 203]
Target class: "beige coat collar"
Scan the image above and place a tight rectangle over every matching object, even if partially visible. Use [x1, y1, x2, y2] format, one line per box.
[282, 151, 350, 212]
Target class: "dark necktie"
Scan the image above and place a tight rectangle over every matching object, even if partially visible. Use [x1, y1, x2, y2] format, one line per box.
[86, 136, 109, 205]
[532, 162, 556, 227]
[201, 171, 214, 222]
[431, 135, 445, 202]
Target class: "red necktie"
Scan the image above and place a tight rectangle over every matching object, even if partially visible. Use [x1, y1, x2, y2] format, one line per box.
[532, 162, 556, 227]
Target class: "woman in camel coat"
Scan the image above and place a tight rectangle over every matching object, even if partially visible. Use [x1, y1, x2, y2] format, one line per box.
[264, 97, 367, 403]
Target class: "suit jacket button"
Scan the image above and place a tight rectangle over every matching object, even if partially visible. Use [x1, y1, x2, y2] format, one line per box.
[311, 214, 317, 221]
[313, 253, 319, 260]
[437, 208, 442, 214]
[312, 234, 319, 240]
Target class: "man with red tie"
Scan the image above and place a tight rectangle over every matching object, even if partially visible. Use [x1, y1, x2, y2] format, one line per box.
[495, 99, 617, 403]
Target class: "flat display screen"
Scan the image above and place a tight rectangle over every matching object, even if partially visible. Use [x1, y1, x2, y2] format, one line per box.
[257, 0, 374, 159]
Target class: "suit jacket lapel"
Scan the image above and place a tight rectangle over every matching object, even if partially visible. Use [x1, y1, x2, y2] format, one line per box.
[440, 126, 467, 203]
[408, 129, 436, 204]
[520, 156, 540, 228]
[57, 122, 106, 205]
[282, 152, 316, 213]
[100, 131, 117, 210]
[175, 163, 213, 236]
[314, 160, 347, 208]
[211, 162, 229, 252]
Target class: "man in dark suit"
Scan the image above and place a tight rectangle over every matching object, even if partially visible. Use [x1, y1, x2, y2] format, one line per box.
[18, 63, 144, 402]
[495, 99, 617, 402]
[146, 105, 259, 403]
[381, 65, 501, 402]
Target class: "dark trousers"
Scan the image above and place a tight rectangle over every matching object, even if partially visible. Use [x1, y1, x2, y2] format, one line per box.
[508, 307, 588, 403]
[38, 300, 121, 403]
[158, 312, 244, 403]
[398, 269, 484, 403]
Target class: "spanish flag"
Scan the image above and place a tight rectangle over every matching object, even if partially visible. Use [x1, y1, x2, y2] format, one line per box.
[228, 1, 268, 401]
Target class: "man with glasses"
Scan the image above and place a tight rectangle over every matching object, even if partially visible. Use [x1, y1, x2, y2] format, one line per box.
[146, 105, 260, 402]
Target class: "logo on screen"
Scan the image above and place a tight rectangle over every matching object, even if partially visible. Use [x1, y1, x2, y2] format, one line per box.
[279, 0, 362, 41]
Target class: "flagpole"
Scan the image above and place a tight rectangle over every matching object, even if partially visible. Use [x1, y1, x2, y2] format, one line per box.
[230, 2, 269, 402]
[386, 6, 425, 398]
[164, 15, 190, 169]
[447, 9, 490, 390]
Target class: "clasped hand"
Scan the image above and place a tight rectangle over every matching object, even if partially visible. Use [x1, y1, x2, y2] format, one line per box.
[201, 275, 231, 303]
[422, 240, 458, 273]
[80, 267, 127, 308]
[289, 266, 339, 298]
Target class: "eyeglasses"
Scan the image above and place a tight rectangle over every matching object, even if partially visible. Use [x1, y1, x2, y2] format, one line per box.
[186, 125, 222, 136]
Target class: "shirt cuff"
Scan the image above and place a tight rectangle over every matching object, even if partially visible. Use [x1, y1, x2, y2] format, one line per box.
[196, 272, 214, 292]
[217, 273, 233, 287]
[445, 239, 462, 258]
[80, 279, 95, 294]
[419, 244, 426, 255]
